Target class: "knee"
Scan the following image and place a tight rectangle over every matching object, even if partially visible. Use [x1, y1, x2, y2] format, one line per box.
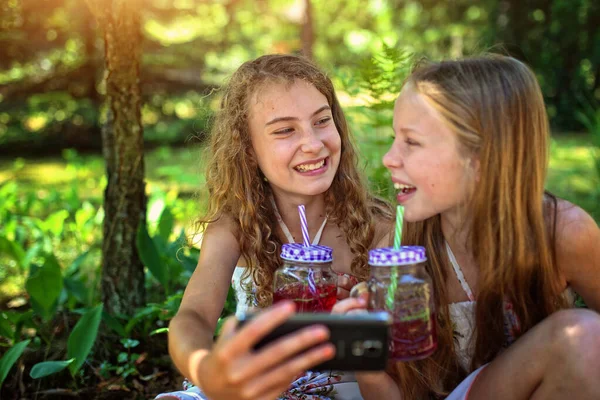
[546, 309, 600, 371]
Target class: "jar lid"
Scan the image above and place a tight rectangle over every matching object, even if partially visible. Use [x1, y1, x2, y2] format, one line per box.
[368, 246, 427, 266]
[280, 243, 333, 263]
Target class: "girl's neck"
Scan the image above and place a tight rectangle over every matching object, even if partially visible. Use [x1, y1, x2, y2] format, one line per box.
[441, 210, 472, 254]
[271, 192, 327, 235]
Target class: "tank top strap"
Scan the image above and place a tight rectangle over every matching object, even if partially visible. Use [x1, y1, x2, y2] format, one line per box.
[445, 241, 476, 301]
[270, 196, 328, 245]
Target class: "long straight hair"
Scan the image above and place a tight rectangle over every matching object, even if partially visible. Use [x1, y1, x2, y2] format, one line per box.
[392, 55, 567, 398]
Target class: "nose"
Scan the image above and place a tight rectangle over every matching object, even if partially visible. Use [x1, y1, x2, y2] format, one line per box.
[300, 128, 325, 154]
[382, 142, 403, 170]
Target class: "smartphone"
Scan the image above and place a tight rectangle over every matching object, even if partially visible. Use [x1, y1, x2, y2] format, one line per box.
[236, 311, 391, 371]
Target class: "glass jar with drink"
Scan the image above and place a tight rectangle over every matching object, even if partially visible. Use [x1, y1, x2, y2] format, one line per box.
[273, 243, 337, 313]
[366, 246, 437, 361]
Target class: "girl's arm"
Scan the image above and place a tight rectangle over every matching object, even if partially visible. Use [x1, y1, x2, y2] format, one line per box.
[168, 216, 335, 400]
[555, 201, 600, 311]
[168, 216, 241, 383]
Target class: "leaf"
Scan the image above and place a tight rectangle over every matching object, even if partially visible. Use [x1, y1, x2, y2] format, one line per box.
[25, 254, 63, 321]
[137, 223, 169, 290]
[0, 340, 30, 389]
[63, 277, 89, 306]
[43, 210, 69, 237]
[0, 236, 26, 269]
[23, 244, 42, 271]
[147, 195, 166, 229]
[158, 207, 174, 241]
[117, 352, 128, 363]
[120, 338, 139, 349]
[30, 359, 74, 379]
[0, 315, 14, 341]
[149, 327, 169, 336]
[75, 202, 95, 231]
[101, 311, 126, 337]
[67, 304, 103, 376]
[64, 251, 90, 277]
[124, 306, 157, 335]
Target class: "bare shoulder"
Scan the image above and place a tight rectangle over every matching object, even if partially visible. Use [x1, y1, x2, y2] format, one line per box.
[197, 213, 241, 271]
[178, 214, 241, 323]
[554, 199, 599, 251]
[554, 199, 600, 310]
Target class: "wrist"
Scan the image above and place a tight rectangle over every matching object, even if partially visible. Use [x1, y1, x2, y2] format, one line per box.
[188, 348, 211, 387]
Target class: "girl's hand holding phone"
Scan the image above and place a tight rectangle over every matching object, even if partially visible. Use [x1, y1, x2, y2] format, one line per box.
[194, 301, 335, 400]
[331, 288, 403, 400]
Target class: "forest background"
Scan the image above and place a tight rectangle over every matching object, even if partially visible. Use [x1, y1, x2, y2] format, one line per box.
[0, 0, 598, 398]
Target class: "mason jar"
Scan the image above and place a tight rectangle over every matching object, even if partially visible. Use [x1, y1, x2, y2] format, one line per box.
[367, 246, 437, 361]
[273, 243, 337, 313]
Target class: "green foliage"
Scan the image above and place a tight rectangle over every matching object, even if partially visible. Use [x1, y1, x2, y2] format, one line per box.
[575, 95, 600, 221]
[25, 254, 63, 321]
[67, 304, 103, 376]
[1, 0, 597, 160]
[137, 223, 170, 293]
[0, 340, 30, 389]
[0, 153, 205, 390]
[98, 338, 141, 380]
[30, 359, 74, 379]
[337, 45, 413, 200]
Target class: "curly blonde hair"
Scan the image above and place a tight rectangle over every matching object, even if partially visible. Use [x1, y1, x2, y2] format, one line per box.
[199, 54, 392, 307]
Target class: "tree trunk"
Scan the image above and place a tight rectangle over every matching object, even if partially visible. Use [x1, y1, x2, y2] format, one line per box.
[95, 0, 146, 316]
[301, 0, 314, 60]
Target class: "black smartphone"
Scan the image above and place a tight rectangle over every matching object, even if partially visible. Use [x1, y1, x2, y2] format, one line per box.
[236, 311, 391, 371]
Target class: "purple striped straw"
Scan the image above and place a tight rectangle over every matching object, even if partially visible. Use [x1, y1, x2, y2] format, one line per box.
[298, 205, 310, 247]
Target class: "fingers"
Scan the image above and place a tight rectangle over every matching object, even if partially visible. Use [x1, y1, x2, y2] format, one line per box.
[337, 273, 361, 300]
[331, 297, 367, 314]
[337, 286, 350, 300]
[219, 315, 238, 339]
[337, 273, 359, 291]
[224, 301, 296, 356]
[230, 324, 330, 383]
[244, 343, 336, 399]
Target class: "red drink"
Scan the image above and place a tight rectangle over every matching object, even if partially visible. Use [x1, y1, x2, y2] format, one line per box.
[367, 246, 436, 361]
[390, 311, 437, 361]
[273, 283, 337, 312]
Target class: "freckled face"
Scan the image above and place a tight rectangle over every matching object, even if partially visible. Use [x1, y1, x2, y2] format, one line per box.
[248, 80, 342, 199]
[382, 87, 475, 222]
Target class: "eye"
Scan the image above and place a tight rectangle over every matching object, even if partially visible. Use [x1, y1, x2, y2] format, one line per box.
[315, 116, 331, 126]
[405, 138, 420, 146]
[273, 127, 294, 134]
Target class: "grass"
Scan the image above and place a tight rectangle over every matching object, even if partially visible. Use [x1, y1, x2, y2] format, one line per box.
[547, 133, 599, 220]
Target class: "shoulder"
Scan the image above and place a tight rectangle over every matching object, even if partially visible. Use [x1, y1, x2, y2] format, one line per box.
[553, 199, 600, 279]
[554, 199, 598, 246]
[201, 213, 240, 250]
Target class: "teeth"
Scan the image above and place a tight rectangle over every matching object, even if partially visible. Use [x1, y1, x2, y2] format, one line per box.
[394, 183, 415, 190]
[296, 159, 325, 172]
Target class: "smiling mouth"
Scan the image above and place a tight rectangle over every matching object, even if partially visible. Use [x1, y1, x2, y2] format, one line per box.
[394, 182, 416, 194]
[295, 158, 327, 172]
